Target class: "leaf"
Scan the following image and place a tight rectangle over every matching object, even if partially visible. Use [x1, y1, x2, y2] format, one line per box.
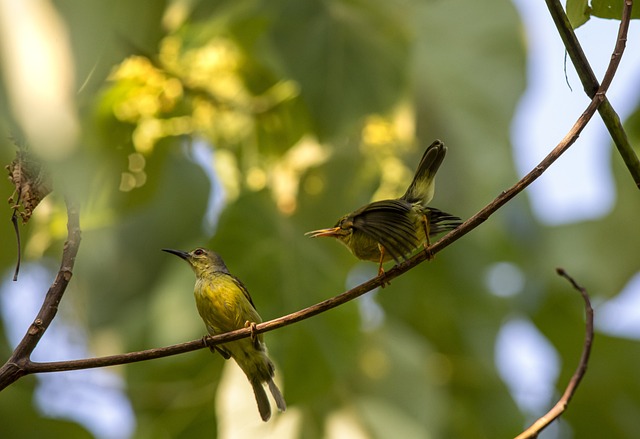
[569, 0, 640, 28]
[567, 0, 591, 28]
[7, 146, 53, 224]
[591, 0, 640, 21]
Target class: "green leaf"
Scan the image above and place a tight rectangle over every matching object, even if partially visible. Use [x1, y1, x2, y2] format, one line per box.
[569, 0, 640, 28]
[591, 0, 640, 20]
[567, 0, 591, 28]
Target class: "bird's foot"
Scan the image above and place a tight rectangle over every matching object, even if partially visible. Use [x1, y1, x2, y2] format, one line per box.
[202, 335, 218, 354]
[421, 214, 434, 261]
[377, 247, 391, 287]
[377, 265, 391, 288]
[244, 321, 260, 349]
[423, 243, 435, 261]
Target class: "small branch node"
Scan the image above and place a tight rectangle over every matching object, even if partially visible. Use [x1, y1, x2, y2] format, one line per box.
[62, 269, 73, 282]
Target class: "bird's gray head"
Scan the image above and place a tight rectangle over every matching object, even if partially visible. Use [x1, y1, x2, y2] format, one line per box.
[162, 247, 230, 276]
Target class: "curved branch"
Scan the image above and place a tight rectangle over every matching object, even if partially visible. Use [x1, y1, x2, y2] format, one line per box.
[514, 269, 594, 439]
[545, 0, 640, 188]
[0, 198, 81, 389]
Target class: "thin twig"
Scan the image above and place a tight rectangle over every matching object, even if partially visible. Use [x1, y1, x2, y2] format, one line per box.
[514, 269, 594, 439]
[9, 145, 23, 282]
[545, 0, 640, 188]
[11, 208, 21, 281]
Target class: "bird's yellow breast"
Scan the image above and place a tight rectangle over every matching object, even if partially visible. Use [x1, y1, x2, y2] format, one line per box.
[194, 273, 262, 336]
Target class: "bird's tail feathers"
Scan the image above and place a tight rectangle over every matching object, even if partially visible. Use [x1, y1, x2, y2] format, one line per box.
[268, 378, 287, 413]
[402, 140, 446, 205]
[251, 379, 272, 422]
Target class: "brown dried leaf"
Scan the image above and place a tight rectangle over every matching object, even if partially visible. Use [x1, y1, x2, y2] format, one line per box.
[7, 146, 53, 223]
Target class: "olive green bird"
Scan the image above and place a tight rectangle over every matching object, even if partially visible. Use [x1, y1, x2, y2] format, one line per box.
[163, 247, 286, 422]
[306, 140, 461, 275]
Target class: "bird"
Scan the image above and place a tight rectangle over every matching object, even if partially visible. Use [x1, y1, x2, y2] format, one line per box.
[162, 247, 286, 421]
[306, 140, 461, 275]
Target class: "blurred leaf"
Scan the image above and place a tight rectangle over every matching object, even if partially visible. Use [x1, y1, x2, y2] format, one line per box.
[353, 322, 450, 437]
[52, 0, 168, 97]
[411, 0, 526, 223]
[0, 382, 92, 438]
[74, 143, 210, 330]
[266, 0, 411, 140]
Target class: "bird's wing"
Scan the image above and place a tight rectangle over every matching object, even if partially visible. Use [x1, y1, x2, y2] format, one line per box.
[351, 200, 419, 262]
[424, 207, 463, 235]
[231, 275, 258, 311]
[230, 276, 264, 346]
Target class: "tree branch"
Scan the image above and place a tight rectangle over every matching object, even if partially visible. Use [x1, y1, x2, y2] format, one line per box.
[0, 0, 630, 386]
[14, 79, 618, 374]
[514, 269, 594, 439]
[545, 0, 640, 188]
[0, 198, 81, 390]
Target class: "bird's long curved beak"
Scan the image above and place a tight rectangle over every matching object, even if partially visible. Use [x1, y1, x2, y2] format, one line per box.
[162, 248, 190, 260]
[305, 227, 341, 238]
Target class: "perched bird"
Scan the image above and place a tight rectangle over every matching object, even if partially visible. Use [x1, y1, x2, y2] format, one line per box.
[163, 247, 286, 421]
[306, 140, 461, 275]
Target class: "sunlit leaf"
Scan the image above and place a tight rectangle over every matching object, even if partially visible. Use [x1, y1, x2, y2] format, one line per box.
[567, 0, 592, 28]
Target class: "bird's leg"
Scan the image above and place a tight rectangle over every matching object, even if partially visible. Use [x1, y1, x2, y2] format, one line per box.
[421, 213, 434, 260]
[244, 321, 260, 350]
[214, 346, 231, 359]
[203, 335, 228, 357]
[377, 244, 390, 287]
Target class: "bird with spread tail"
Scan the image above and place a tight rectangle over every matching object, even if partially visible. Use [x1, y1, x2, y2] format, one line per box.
[163, 247, 286, 421]
[306, 140, 462, 275]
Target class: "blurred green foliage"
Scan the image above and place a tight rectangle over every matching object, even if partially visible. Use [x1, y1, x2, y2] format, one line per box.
[1, 0, 639, 438]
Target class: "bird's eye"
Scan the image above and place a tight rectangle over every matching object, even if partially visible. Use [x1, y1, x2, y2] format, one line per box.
[193, 249, 204, 256]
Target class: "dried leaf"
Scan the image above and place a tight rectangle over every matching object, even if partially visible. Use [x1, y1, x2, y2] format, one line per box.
[7, 146, 53, 223]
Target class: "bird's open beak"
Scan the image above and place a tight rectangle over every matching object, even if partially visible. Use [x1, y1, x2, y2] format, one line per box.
[162, 248, 190, 260]
[305, 227, 341, 238]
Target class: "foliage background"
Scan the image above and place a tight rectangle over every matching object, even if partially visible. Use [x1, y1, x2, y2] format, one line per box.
[1, 0, 639, 438]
